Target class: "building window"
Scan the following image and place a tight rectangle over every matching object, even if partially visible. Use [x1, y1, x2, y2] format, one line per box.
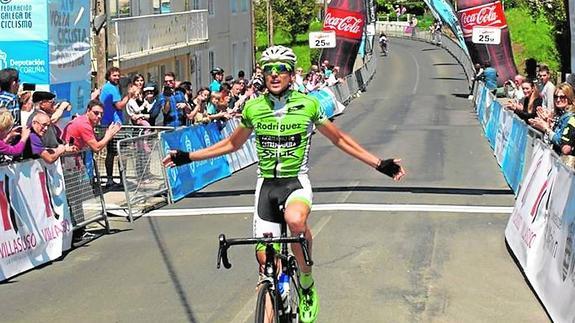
[209, 50, 215, 71]
[208, 0, 214, 15]
[230, 0, 237, 14]
[232, 43, 239, 77]
[175, 59, 182, 80]
[153, 0, 171, 14]
[192, 0, 200, 10]
[241, 0, 248, 12]
[110, 0, 131, 17]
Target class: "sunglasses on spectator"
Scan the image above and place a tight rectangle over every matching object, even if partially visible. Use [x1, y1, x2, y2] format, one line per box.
[33, 120, 50, 128]
[262, 63, 292, 75]
[91, 110, 103, 116]
[554, 94, 568, 101]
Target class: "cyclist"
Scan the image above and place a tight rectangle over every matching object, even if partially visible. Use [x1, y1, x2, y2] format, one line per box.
[379, 32, 388, 56]
[163, 45, 406, 322]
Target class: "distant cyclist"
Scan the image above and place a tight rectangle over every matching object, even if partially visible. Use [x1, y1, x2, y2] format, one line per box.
[163, 45, 406, 322]
[379, 32, 388, 56]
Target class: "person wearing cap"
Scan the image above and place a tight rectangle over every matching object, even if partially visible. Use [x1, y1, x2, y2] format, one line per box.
[209, 67, 224, 92]
[164, 45, 406, 323]
[26, 91, 70, 150]
[24, 112, 77, 163]
[0, 68, 21, 126]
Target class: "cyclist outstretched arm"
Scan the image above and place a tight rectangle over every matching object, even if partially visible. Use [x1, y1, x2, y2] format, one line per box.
[317, 120, 406, 181]
[163, 126, 253, 166]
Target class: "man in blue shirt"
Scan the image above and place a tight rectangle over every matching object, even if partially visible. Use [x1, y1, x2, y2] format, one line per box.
[0, 68, 21, 125]
[158, 72, 191, 127]
[99, 66, 129, 188]
[209, 67, 224, 92]
[482, 60, 498, 95]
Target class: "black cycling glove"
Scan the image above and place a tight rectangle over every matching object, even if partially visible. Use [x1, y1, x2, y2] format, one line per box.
[171, 150, 192, 166]
[376, 159, 401, 177]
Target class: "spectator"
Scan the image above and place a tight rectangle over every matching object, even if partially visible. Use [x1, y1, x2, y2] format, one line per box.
[224, 75, 234, 86]
[27, 91, 69, 148]
[18, 91, 34, 126]
[529, 83, 575, 156]
[0, 68, 21, 125]
[191, 87, 211, 124]
[525, 58, 538, 80]
[506, 78, 541, 122]
[142, 82, 162, 126]
[63, 100, 121, 152]
[209, 67, 224, 92]
[131, 73, 145, 90]
[482, 61, 498, 94]
[24, 113, 77, 163]
[228, 81, 243, 111]
[538, 64, 556, 109]
[99, 66, 129, 188]
[294, 67, 305, 92]
[0, 109, 30, 162]
[504, 74, 525, 101]
[160, 72, 193, 127]
[431, 19, 442, 45]
[126, 85, 151, 127]
[237, 70, 246, 83]
[409, 16, 418, 37]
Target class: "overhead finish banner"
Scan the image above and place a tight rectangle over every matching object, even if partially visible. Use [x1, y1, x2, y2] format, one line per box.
[422, 0, 469, 54]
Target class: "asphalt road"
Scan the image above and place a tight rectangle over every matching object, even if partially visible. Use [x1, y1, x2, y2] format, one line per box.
[0, 39, 549, 322]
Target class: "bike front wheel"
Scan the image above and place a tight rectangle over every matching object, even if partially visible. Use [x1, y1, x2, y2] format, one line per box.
[255, 281, 280, 323]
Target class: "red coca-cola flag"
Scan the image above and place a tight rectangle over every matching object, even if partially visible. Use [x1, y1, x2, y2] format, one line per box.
[323, 8, 365, 40]
[456, 0, 517, 86]
[320, 0, 366, 77]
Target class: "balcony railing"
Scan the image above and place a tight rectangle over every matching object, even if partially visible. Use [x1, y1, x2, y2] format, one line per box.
[108, 10, 208, 61]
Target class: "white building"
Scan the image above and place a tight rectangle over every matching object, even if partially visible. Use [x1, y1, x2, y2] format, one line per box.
[104, 0, 253, 90]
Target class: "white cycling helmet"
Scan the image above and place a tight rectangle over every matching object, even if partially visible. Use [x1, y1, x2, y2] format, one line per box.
[259, 45, 297, 68]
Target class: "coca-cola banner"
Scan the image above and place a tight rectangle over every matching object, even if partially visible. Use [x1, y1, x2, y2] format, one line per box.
[422, 0, 468, 54]
[320, 0, 366, 77]
[456, 0, 517, 86]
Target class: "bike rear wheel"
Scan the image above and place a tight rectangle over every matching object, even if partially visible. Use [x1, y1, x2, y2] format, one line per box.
[255, 281, 280, 323]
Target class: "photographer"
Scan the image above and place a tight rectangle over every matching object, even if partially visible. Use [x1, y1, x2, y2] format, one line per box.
[161, 72, 195, 127]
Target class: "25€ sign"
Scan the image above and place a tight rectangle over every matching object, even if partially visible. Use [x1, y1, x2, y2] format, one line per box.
[309, 31, 336, 48]
[471, 26, 501, 45]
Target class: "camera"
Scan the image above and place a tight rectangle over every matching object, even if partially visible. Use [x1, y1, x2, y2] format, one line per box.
[163, 86, 173, 97]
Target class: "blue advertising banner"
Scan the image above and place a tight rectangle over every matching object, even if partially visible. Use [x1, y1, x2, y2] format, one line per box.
[160, 123, 231, 201]
[484, 100, 501, 149]
[0, 41, 49, 84]
[501, 116, 528, 193]
[308, 88, 338, 118]
[0, 0, 48, 41]
[48, 0, 91, 85]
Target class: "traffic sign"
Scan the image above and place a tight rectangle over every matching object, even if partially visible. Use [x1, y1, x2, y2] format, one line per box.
[309, 31, 337, 48]
[471, 27, 501, 45]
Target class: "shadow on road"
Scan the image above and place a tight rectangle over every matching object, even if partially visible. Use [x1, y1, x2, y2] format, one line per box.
[147, 217, 198, 323]
[190, 186, 513, 198]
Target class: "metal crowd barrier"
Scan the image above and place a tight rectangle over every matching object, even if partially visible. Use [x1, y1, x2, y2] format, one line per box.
[94, 125, 174, 184]
[61, 150, 109, 232]
[110, 131, 171, 222]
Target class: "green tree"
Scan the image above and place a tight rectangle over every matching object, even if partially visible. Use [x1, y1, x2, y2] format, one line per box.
[254, 0, 319, 45]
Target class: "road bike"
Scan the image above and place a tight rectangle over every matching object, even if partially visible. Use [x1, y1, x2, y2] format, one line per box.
[217, 223, 313, 323]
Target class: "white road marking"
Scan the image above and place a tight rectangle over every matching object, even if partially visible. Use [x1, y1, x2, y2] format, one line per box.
[408, 50, 421, 95]
[144, 204, 513, 217]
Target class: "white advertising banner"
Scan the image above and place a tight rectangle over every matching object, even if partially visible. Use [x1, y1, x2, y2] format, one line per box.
[0, 159, 72, 281]
[505, 140, 575, 322]
[494, 107, 512, 163]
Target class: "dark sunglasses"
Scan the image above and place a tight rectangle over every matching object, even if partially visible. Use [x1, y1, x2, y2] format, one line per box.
[91, 110, 103, 116]
[262, 63, 292, 75]
[554, 94, 568, 101]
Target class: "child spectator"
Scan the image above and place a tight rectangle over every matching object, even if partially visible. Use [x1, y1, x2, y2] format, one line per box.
[126, 85, 151, 127]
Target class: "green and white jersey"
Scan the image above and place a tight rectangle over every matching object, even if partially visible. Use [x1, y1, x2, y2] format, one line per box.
[240, 90, 327, 178]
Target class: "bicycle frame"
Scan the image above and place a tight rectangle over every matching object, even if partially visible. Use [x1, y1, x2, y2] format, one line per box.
[216, 228, 313, 322]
